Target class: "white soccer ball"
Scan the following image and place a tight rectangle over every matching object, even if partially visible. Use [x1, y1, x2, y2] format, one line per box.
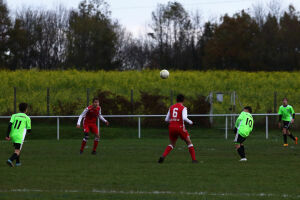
[160, 69, 169, 79]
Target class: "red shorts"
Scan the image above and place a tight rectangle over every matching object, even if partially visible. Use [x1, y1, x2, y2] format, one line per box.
[83, 123, 98, 135]
[169, 125, 190, 142]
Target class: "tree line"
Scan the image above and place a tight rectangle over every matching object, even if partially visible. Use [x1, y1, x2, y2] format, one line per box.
[0, 0, 300, 71]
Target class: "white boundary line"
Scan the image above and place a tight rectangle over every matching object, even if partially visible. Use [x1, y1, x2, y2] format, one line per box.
[0, 189, 299, 199]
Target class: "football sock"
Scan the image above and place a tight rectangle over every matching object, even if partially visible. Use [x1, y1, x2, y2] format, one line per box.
[93, 138, 99, 151]
[289, 134, 296, 141]
[283, 135, 288, 144]
[80, 138, 87, 152]
[188, 144, 196, 161]
[9, 153, 18, 162]
[162, 144, 173, 157]
[237, 146, 245, 158]
[16, 155, 20, 164]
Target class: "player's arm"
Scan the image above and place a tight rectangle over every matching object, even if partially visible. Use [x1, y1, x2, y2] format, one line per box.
[165, 109, 170, 122]
[182, 108, 193, 125]
[77, 108, 88, 128]
[278, 107, 282, 128]
[291, 106, 295, 123]
[6, 123, 12, 140]
[6, 115, 15, 140]
[99, 109, 109, 126]
[234, 114, 242, 133]
[26, 117, 31, 134]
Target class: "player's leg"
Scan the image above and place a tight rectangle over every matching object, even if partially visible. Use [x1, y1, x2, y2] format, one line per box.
[80, 124, 90, 154]
[16, 155, 21, 166]
[287, 126, 297, 144]
[7, 143, 21, 167]
[158, 127, 177, 163]
[91, 124, 100, 154]
[234, 133, 247, 161]
[282, 127, 288, 146]
[182, 131, 197, 163]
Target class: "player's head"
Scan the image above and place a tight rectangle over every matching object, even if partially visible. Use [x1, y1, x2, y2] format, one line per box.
[92, 97, 99, 107]
[244, 106, 252, 113]
[176, 94, 184, 103]
[283, 97, 288, 106]
[19, 103, 28, 113]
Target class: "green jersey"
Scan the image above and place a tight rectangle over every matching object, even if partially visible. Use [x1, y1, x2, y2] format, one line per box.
[278, 105, 295, 122]
[235, 111, 254, 138]
[9, 113, 31, 144]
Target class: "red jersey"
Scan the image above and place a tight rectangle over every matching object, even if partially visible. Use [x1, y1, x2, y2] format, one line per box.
[165, 103, 193, 127]
[169, 103, 184, 126]
[84, 105, 100, 124]
[77, 105, 107, 126]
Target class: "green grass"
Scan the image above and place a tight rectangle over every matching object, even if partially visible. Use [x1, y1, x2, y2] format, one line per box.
[0, 124, 300, 200]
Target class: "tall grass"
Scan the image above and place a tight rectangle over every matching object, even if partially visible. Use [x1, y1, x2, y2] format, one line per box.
[1, 70, 299, 115]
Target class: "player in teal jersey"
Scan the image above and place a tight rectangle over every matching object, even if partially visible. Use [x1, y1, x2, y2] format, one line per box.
[5, 103, 31, 167]
[278, 98, 298, 147]
[234, 106, 253, 162]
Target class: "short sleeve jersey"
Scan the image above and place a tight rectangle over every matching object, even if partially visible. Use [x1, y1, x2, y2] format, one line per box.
[278, 105, 295, 122]
[235, 111, 254, 138]
[9, 113, 31, 143]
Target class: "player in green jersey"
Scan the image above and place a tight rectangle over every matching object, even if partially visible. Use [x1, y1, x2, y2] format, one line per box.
[278, 98, 298, 147]
[234, 106, 253, 162]
[5, 103, 31, 167]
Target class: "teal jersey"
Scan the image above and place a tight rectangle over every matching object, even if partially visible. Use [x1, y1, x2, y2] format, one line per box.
[235, 111, 254, 137]
[9, 113, 31, 144]
[278, 105, 295, 122]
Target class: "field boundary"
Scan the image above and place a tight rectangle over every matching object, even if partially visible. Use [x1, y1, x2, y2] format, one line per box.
[0, 189, 299, 199]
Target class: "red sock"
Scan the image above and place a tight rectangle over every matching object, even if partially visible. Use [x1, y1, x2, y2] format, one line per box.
[162, 145, 173, 157]
[80, 139, 87, 151]
[93, 138, 99, 151]
[188, 144, 196, 161]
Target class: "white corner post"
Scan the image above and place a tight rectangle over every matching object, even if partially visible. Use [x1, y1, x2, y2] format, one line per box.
[138, 117, 141, 139]
[225, 116, 228, 139]
[97, 118, 100, 138]
[266, 116, 269, 139]
[57, 117, 60, 141]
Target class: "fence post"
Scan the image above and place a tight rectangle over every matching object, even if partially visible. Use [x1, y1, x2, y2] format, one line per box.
[138, 117, 141, 139]
[170, 90, 173, 105]
[131, 89, 134, 114]
[87, 88, 90, 107]
[14, 87, 17, 113]
[57, 117, 60, 141]
[274, 91, 277, 113]
[225, 116, 228, 139]
[47, 88, 50, 115]
[97, 118, 100, 137]
[266, 116, 269, 139]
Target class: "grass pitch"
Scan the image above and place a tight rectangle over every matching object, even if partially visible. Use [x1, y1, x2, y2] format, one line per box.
[0, 124, 300, 200]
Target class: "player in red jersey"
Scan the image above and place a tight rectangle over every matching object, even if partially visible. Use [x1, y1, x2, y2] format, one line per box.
[77, 98, 109, 154]
[158, 94, 198, 163]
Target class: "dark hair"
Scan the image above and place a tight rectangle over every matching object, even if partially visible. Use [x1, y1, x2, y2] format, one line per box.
[19, 103, 28, 112]
[92, 97, 99, 102]
[283, 97, 288, 101]
[176, 94, 184, 102]
[244, 106, 252, 113]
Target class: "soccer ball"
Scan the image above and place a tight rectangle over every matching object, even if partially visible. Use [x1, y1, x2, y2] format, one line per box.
[160, 69, 169, 79]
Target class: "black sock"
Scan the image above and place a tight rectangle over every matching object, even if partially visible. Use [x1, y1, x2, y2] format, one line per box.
[16, 156, 20, 164]
[283, 135, 288, 144]
[9, 153, 18, 162]
[237, 146, 245, 158]
[289, 134, 296, 141]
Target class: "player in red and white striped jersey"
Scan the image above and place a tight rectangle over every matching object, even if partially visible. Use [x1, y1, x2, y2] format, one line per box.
[158, 94, 198, 163]
[77, 98, 109, 154]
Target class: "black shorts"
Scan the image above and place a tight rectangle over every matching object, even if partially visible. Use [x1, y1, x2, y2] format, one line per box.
[283, 121, 292, 130]
[13, 143, 21, 150]
[234, 133, 246, 144]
